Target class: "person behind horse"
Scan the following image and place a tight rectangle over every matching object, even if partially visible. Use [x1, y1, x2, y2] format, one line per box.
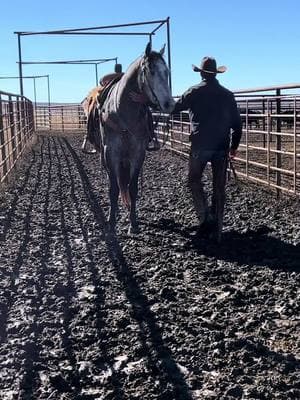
[173, 57, 242, 242]
[99, 63, 124, 88]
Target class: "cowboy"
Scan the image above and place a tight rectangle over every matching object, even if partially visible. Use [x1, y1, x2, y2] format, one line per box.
[173, 57, 242, 242]
[99, 63, 124, 87]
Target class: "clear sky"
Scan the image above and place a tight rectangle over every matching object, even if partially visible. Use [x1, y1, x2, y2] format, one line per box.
[1, 0, 300, 103]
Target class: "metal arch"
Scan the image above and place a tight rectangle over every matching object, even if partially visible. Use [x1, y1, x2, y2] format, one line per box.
[16, 57, 118, 88]
[0, 74, 50, 108]
[14, 18, 172, 97]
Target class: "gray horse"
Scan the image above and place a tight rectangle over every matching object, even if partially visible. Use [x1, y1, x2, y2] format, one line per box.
[98, 43, 174, 233]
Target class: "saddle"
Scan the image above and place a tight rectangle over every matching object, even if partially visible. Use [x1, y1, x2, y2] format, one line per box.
[97, 75, 123, 110]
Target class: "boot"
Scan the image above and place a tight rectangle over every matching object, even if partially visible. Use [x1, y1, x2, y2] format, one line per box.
[147, 138, 160, 151]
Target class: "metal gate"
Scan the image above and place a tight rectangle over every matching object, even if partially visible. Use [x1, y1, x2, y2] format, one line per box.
[0, 90, 34, 184]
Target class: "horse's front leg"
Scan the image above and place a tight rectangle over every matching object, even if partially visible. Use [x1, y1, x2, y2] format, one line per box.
[108, 174, 119, 231]
[128, 172, 139, 234]
[128, 149, 145, 234]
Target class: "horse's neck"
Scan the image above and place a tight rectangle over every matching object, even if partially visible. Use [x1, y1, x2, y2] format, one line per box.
[113, 59, 141, 115]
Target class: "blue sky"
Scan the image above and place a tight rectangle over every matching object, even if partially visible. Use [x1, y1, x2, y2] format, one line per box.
[1, 0, 300, 102]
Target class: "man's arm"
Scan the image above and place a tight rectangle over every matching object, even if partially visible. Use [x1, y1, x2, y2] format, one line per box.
[172, 87, 194, 114]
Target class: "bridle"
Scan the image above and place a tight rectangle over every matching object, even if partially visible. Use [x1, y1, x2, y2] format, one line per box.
[139, 56, 164, 110]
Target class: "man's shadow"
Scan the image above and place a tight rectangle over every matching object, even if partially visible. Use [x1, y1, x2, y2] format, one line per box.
[147, 218, 299, 272]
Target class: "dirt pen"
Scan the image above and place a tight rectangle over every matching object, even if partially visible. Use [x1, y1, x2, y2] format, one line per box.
[0, 86, 299, 399]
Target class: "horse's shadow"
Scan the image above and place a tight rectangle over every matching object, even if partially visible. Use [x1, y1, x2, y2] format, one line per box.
[145, 218, 300, 272]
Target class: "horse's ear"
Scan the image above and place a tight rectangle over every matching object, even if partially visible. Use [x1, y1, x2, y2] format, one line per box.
[145, 42, 152, 57]
[159, 44, 166, 56]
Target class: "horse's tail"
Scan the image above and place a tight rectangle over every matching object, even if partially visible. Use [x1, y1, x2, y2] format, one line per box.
[118, 160, 131, 209]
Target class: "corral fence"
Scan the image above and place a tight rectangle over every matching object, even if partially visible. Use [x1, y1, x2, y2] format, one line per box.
[0, 90, 34, 184]
[155, 84, 300, 197]
[35, 103, 86, 132]
[17, 84, 300, 197]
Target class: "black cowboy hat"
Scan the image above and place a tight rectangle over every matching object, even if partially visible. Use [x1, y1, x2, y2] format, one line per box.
[192, 56, 227, 74]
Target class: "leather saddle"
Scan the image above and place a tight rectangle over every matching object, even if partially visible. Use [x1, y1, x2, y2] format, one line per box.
[97, 75, 123, 110]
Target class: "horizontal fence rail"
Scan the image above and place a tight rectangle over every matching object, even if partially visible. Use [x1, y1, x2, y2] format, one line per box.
[34, 87, 300, 197]
[154, 95, 300, 197]
[0, 90, 34, 184]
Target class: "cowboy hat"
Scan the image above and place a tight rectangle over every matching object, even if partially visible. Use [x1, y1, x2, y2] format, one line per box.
[192, 56, 227, 74]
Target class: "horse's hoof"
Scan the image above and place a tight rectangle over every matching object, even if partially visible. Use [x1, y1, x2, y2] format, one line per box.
[128, 225, 140, 235]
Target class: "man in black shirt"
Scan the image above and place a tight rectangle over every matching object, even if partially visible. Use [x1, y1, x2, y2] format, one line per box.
[173, 57, 242, 242]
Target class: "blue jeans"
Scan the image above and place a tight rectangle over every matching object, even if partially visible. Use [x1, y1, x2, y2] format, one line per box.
[188, 148, 228, 241]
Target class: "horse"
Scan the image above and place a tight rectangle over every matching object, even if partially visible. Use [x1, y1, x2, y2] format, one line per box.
[97, 42, 175, 234]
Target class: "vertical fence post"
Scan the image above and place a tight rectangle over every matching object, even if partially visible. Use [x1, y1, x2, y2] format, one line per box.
[267, 99, 270, 187]
[25, 99, 30, 140]
[276, 89, 282, 197]
[61, 106, 64, 132]
[0, 94, 8, 180]
[8, 96, 17, 162]
[21, 97, 27, 143]
[78, 105, 81, 129]
[293, 98, 297, 194]
[43, 106, 47, 129]
[166, 17, 172, 93]
[16, 97, 22, 154]
[47, 75, 51, 130]
[246, 100, 249, 178]
[170, 113, 174, 151]
[180, 112, 183, 146]
[262, 97, 266, 148]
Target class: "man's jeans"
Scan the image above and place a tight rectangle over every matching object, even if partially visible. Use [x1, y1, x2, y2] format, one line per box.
[188, 149, 228, 240]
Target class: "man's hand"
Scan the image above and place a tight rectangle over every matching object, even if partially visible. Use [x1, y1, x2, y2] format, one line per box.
[129, 91, 148, 104]
[229, 149, 237, 160]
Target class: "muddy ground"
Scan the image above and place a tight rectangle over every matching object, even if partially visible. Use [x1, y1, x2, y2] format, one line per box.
[0, 133, 299, 400]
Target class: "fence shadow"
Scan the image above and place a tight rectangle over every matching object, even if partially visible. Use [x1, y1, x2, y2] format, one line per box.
[63, 138, 194, 399]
